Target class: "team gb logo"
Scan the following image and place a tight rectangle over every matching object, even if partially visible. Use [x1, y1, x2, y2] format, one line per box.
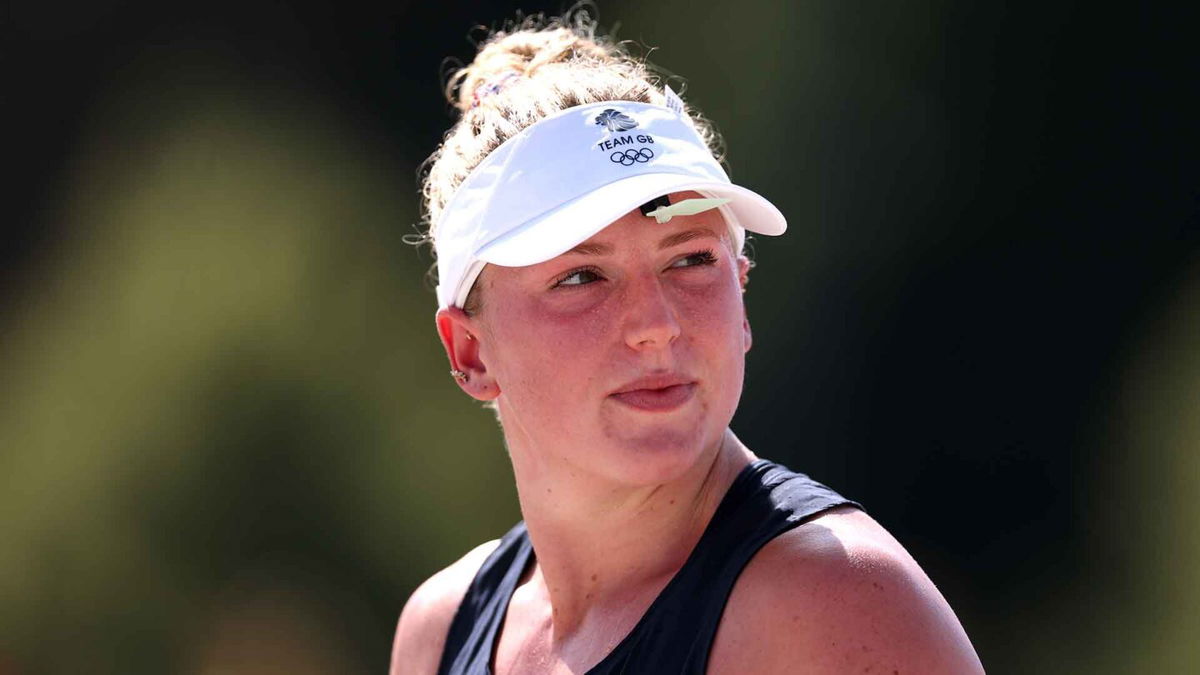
[594, 109, 638, 132]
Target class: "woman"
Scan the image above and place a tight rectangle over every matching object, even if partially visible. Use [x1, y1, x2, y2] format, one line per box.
[392, 13, 984, 675]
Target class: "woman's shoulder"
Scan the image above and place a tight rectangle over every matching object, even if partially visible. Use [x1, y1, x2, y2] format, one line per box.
[389, 539, 502, 675]
[710, 505, 985, 674]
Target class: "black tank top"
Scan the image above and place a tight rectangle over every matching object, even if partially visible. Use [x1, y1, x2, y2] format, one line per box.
[437, 459, 863, 675]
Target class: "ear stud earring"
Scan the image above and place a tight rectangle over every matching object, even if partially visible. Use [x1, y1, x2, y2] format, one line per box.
[450, 369, 469, 383]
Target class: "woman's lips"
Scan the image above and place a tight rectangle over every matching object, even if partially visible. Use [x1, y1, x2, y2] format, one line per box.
[609, 383, 696, 411]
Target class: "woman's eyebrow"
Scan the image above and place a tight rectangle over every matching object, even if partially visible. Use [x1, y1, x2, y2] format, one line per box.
[657, 228, 720, 250]
[564, 241, 614, 256]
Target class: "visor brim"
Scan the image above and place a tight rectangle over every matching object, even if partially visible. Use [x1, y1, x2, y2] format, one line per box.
[474, 173, 786, 267]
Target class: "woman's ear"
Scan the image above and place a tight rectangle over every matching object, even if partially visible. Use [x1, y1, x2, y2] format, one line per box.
[435, 307, 500, 401]
[738, 255, 753, 353]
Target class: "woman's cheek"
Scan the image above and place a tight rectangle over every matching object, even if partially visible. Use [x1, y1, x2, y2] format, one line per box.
[677, 282, 738, 326]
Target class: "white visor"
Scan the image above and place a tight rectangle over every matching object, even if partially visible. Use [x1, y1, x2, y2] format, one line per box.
[433, 101, 787, 309]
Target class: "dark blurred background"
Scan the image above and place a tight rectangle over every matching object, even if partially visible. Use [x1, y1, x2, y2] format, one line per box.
[2, 1, 1196, 673]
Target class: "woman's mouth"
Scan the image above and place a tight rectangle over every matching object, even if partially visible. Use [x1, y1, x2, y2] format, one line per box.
[609, 382, 696, 412]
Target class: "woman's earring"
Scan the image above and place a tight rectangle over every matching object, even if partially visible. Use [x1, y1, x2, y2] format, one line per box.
[452, 334, 474, 382]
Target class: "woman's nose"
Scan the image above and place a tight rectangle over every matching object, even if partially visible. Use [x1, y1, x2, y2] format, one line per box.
[621, 274, 681, 351]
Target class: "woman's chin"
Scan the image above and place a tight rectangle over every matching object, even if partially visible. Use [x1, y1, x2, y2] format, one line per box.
[592, 428, 716, 486]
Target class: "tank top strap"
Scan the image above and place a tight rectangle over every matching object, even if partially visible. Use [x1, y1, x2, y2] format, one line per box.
[437, 521, 533, 675]
[437, 459, 862, 675]
[586, 459, 863, 673]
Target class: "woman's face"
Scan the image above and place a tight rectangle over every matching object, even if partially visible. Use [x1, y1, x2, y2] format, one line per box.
[443, 193, 752, 487]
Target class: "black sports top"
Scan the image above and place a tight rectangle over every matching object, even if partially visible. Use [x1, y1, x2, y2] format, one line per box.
[437, 459, 863, 674]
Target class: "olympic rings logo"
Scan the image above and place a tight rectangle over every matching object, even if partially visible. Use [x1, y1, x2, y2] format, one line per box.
[610, 147, 654, 166]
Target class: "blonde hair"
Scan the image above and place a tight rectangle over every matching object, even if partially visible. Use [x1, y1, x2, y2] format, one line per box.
[416, 10, 726, 313]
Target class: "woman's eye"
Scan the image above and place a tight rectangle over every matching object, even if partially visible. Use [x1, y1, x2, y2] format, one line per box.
[670, 249, 718, 269]
[554, 268, 603, 288]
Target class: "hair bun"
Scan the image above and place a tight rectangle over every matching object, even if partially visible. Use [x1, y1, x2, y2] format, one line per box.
[449, 25, 615, 113]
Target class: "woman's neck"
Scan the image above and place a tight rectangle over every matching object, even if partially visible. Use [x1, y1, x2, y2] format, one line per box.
[507, 427, 755, 640]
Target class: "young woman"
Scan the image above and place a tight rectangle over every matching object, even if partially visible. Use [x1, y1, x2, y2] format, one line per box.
[391, 13, 983, 675]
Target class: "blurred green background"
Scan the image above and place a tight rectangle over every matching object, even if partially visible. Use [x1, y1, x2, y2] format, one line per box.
[2, 1, 1196, 673]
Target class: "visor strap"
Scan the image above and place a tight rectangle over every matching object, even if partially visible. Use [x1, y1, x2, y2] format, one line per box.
[639, 195, 672, 217]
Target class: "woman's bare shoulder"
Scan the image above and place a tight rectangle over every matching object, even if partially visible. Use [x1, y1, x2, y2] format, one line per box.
[389, 539, 502, 675]
[710, 505, 985, 674]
